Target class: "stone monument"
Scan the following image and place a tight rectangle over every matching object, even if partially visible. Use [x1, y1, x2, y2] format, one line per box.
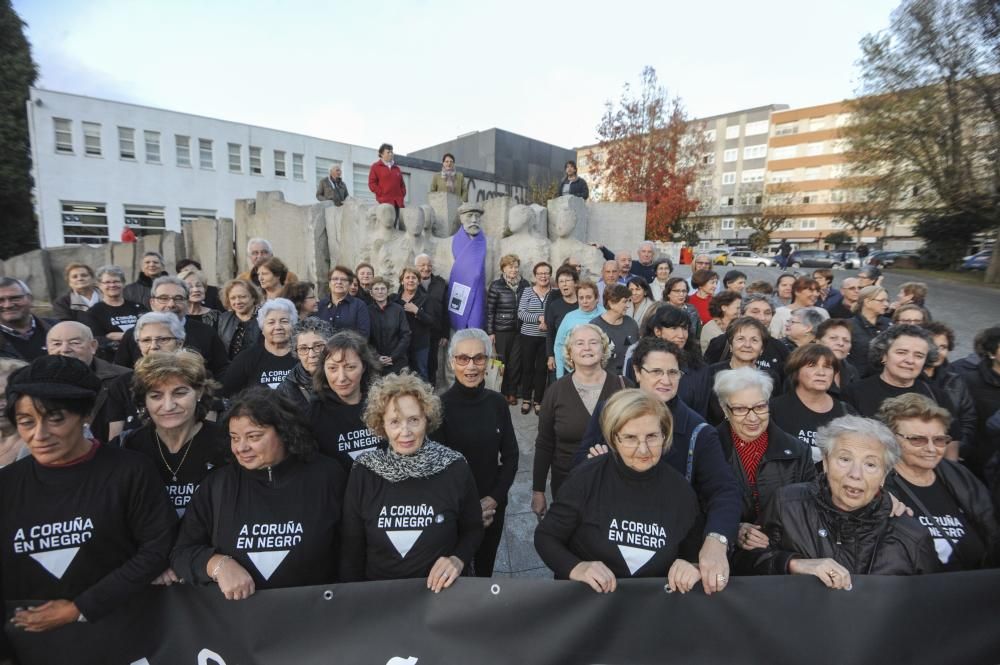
[547, 195, 604, 280]
[500, 204, 551, 282]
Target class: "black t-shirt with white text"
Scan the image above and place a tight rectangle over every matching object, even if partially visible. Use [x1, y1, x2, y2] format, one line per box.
[770, 391, 853, 461]
[220, 344, 297, 397]
[308, 399, 384, 473]
[894, 476, 987, 572]
[83, 300, 147, 336]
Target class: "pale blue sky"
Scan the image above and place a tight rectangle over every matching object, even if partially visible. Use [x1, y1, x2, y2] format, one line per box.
[15, 0, 900, 152]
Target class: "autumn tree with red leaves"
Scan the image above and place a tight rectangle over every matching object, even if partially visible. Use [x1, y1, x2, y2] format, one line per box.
[588, 67, 707, 241]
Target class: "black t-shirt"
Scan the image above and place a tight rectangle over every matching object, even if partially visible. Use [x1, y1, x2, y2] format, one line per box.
[843, 376, 941, 418]
[895, 476, 987, 572]
[770, 391, 853, 459]
[118, 421, 230, 517]
[220, 344, 297, 397]
[308, 399, 383, 473]
[83, 301, 147, 336]
[170, 456, 346, 589]
[535, 454, 702, 579]
[590, 315, 639, 377]
[105, 371, 140, 429]
[339, 458, 483, 581]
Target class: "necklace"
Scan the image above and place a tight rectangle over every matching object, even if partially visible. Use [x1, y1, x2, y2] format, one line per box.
[155, 430, 194, 482]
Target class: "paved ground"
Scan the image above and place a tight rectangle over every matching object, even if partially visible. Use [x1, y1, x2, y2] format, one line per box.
[493, 263, 1000, 577]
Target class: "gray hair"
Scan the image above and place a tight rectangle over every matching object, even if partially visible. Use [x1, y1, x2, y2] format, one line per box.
[638, 241, 655, 252]
[142, 251, 164, 262]
[742, 293, 776, 315]
[713, 366, 775, 405]
[816, 415, 901, 471]
[414, 253, 432, 265]
[151, 276, 189, 298]
[792, 307, 827, 336]
[247, 237, 273, 254]
[291, 318, 335, 358]
[95, 265, 126, 284]
[448, 328, 493, 359]
[134, 312, 186, 342]
[256, 297, 299, 328]
[0, 277, 31, 296]
[867, 324, 939, 371]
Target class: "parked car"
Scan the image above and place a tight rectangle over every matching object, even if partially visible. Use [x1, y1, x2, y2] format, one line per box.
[838, 251, 861, 269]
[786, 250, 844, 269]
[959, 250, 992, 271]
[864, 250, 921, 268]
[725, 250, 778, 267]
[707, 248, 733, 265]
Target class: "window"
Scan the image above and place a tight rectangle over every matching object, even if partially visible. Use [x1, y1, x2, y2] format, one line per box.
[199, 139, 213, 169]
[830, 190, 847, 203]
[781, 220, 794, 229]
[768, 170, 793, 183]
[702, 152, 715, 165]
[292, 153, 304, 180]
[118, 127, 136, 160]
[82, 122, 101, 157]
[771, 146, 796, 160]
[806, 142, 824, 156]
[723, 149, 738, 163]
[228, 143, 242, 172]
[61, 201, 108, 244]
[175, 135, 191, 167]
[741, 169, 765, 183]
[180, 208, 217, 224]
[835, 113, 852, 127]
[721, 218, 735, 230]
[353, 164, 375, 203]
[144, 131, 161, 163]
[721, 172, 736, 185]
[740, 192, 763, 206]
[831, 140, 848, 154]
[54, 118, 73, 154]
[801, 192, 817, 204]
[808, 117, 827, 131]
[249, 146, 262, 175]
[720, 196, 734, 207]
[774, 122, 798, 136]
[745, 120, 769, 136]
[800, 219, 817, 230]
[316, 157, 342, 184]
[124, 205, 167, 237]
[829, 163, 847, 178]
[743, 144, 767, 160]
[804, 167, 822, 180]
[704, 129, 716, 143]
[274, 150, 286, 177]
[725, 125, 741, 140]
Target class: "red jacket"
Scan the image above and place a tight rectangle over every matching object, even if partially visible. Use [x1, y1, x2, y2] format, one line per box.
[368, 160, 406, 207]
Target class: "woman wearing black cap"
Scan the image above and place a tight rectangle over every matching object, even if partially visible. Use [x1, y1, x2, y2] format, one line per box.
[0, 355, 176, 633]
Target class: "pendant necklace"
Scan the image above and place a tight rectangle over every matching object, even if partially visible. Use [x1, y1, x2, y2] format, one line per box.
[156, 430, 194, 482]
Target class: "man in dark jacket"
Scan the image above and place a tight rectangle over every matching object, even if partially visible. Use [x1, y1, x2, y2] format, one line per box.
[0, 278, 55, 361]
[316, 164, 349, 205]
[123, 251, 169, 306]
[558, 160, 589, 200]
[416, 253, 449, 386]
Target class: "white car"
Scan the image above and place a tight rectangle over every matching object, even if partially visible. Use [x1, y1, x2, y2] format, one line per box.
[724, 250, 778, 267]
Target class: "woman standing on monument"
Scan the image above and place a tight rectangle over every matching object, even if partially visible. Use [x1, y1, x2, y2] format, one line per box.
[429, 153, 469, 202]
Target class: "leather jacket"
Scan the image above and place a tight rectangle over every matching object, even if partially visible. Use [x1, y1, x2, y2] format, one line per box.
[207, 310, 261, 353]
[486, 277, 528, 335]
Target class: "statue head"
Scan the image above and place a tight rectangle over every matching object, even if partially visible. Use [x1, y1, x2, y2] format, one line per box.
[508, 205, 533, 234]
[375, 203, 396, 230]
[458, 202, 484, 236]
[550, 198, 578, 239]
[402, 208, 425, 237]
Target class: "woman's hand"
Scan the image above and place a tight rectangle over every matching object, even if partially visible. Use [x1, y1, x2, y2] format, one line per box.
[480, 496, 498, 528]
[152, 568, 181, 585]
[698, 538, 729, 594]
[211, 556, 256, 600]
[547, 356, 556, 371]
[789, 558, 853, 590]
[569, 561, 617, 593]
[379, 355, 393, 366]
[403, 301, 419, 315]
[427, 556, 464, 593]
[738, 522, 770, 550]
[587, 444, 610, 459]
[888, 492, 914, 518]
[666, 560, 701, 594]
[531, 491, 547, 520]
[106, 332, 124, 342]
[11, 600, 81, 632]
[538, 317, 547, 332]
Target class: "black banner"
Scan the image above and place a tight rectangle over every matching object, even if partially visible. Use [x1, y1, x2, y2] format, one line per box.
[7, 571, 1000, 665]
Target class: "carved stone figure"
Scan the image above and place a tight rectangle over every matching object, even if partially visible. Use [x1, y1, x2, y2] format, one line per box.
[499, 204, 551, 282]
[547, 196, 603, 280]
[359, 203, 405, 281]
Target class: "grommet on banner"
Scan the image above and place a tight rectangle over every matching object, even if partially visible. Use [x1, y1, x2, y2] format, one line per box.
[323, 590, 334, 601]
[490, 584, 500, 596]
[663, 584, 674, 594]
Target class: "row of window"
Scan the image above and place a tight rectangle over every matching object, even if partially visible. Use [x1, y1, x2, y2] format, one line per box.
[60, 201, 217, 245]
[719, 217, 816, 231]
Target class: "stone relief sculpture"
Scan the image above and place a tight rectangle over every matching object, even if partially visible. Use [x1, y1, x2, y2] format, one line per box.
[359, 203, 406, 281]
[386, 207, 436, 274]
[499, 204, 551, 282]
[547, 196, 604, 280]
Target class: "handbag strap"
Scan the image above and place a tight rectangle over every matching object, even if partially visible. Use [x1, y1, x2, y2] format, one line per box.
[889, 475, 965, 567]
[686, 423, 708, 482]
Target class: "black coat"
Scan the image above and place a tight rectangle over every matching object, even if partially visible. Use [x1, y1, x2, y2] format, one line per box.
[206, 310, 262, 355]
[419, 275, 450, 338]
[122, 272, 167, 308]
[751, 477, 940, 576]
[368, 301, 411, 371]
[925, 363, 978, 454]
[558, 176, 589, 200]
[960, 361, 1000, 479]
[848, 313, 891, 377]
[486, 277, 528, 335]
[391, 290, 434, 350]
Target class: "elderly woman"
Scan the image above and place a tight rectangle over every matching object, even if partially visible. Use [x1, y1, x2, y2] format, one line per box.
[533, 324, 622, 518]
[171, 388, 346, 599]
[848, 285, 892, 377]
[339, 373, 483, 588]
[83, 265, 148, 358]
[712, 367, 815, 561]
[118, 351, 227, 518]
[662, 276, 701, 334]
[52, 262, 101, 321]
[276, 318, 335, 408]
[593, 284, 639, 378]
[0, 358, 28, 467]
[535, 390, 703, 593]
[486, 254, 529, 404]
[892, 304, 930, 326]
[430, 152, 469, 201]
[626, 276, 656, 328]
[432, 329, 519, 577]
[722, 270, 747, 293]
[553, 281, 606, 378]
[393, 266, 435, 382]
[688, 269, 719, 325]
[649, 259, 673, 302]
[700, 290, 742, 355]
[256, 256, 290, 301]
[920, 321, 976, 460]
[704, 294, 789, 375]
[368, 277, 411, 374]
[355, 263, 375, 304]
[770, 276, 828, 339]
[879, 394, 998, 570]
[774, 273, 796, 307]
[518, 261, 553, 414]
[890, 281, 929, 315]
[281, 281, 319, 320]
[770, 344, 855, 460]
[178, 267, 215, 321]
[106, 312, 186, 439]
[307, 331, 383, 472]
[705, 318, 781, 425]
[1, 356, 175, 632]
[220, 298, 298, 397]
[751, 415, 939, 583]
[781, 307, 827, 352]
[206, 279, 264, 360]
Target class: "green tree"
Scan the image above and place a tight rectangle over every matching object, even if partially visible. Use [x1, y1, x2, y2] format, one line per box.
[0, 0, 38, 258]
[824, 230, 854, 247]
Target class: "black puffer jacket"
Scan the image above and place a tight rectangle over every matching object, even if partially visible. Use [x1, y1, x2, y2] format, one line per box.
[925, 363, 978, 453]
[486, 277, 529, 335]
[752, 476, 939, 576]
[884, 460, 999, 570]
[848, 313, 891, 378]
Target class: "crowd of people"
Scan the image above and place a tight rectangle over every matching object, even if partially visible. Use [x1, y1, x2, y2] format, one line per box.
[0, 233, 997, 644]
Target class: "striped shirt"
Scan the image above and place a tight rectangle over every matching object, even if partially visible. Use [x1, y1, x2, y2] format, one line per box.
[518, 287, 551, 337]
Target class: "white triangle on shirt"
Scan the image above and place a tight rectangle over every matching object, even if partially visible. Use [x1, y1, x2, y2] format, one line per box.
[617, 544, 656, 576]
[247, 550, 290, 580]
[347, 448, 368, 460]
[30, 547, 80, 579]
[933, 538, 953, 564]
[267, 382, 280, 389]
[175, 507, 186, 518]
[387, 530, 423, 558]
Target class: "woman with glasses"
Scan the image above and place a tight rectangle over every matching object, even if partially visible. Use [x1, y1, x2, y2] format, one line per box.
[432, 329, 519, 577]
[878, 394, 998, 571]
[517, 262, 552, 415]
[848, 285, 892, 377]
[277, 318, 335, 408]
[367, 277, 411, 374]
[535, 390, 704, 593]
[83, 265, 148, 359]
[781, 307, 827, 353]
[770, 277, 828, 340]
[661, 277, 701, 335]
[712, 367, 815, 566]
[205, 279, 264, 360]
[220, 299, 298, 397]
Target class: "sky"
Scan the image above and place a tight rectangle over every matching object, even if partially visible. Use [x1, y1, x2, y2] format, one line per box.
[14, 0, 902, 153]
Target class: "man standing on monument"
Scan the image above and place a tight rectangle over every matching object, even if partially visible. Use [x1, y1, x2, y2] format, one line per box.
[368, 143, 406, 226]
[416, 253, 449, 386]
[558, 160, 589, 200]
[448, 202, 488, 332]
[316, 164, 349, 205]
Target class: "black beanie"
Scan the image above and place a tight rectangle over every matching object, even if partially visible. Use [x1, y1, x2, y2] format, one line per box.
[6, 355, 102, 401]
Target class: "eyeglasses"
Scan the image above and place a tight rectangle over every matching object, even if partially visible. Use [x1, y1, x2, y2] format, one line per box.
[296, 343, 327, 356]
[638, 367, 684, 381]
[727, 403, 769, 418]
[138, 336, 178, 347]
[895, 432, 951, 448]
[453, 354, 488, 366]
[152, 295, 187, 304]
[616, 432, 665, 451]
[99, 280, 123, 287]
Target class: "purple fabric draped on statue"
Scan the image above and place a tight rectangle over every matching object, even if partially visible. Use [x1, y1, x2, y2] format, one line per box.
[448, 229, 487, 331]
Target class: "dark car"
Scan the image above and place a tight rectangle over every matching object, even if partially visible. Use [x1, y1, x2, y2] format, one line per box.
[786, 250, 844, 269]
[864, 250, 921, 268]
[959, 250, 992, 271]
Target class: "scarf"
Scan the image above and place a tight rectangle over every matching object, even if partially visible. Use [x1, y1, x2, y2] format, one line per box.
[448, 228, 487, 330]
[441, 169, 456, 193]
[356, 439, 465, 483]
[504, 275, 520, 292]
[70, 289, 100, 311]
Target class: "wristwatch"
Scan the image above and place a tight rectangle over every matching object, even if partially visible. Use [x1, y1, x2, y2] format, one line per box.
[706, 532, 729, 546]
